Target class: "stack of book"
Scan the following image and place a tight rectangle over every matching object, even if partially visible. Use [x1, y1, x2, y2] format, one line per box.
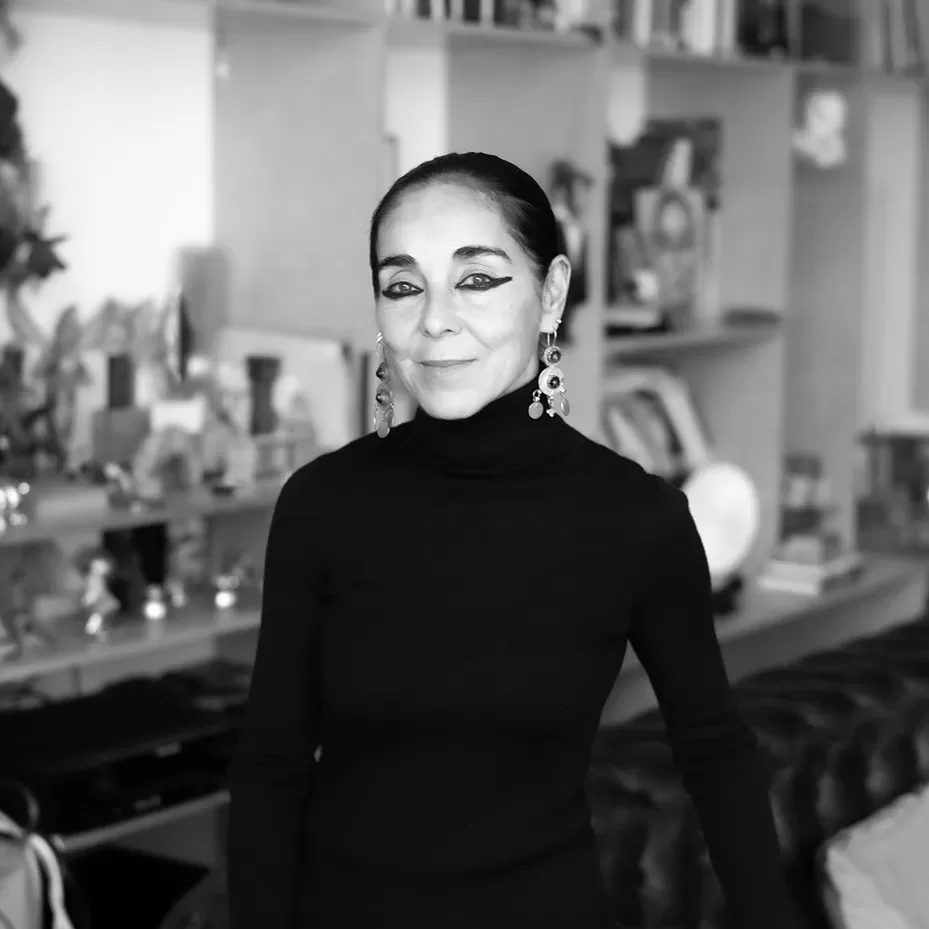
[758, 549, 864, 596]
[611, 0, 925, 74]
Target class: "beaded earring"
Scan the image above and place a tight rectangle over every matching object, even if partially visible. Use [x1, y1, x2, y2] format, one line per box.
[373, 333, 394, 439]
[529, 319, 570, 420]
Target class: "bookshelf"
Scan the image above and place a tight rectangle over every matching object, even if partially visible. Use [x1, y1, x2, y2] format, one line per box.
[7, 0, 929, 870]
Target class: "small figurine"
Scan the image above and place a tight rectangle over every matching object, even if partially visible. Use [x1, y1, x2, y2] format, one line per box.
[142, 584, 168, 623]
[0, 567, 55, 660]
[214, 572, 239, 610]
[80, 553, 119, 639]
[0, 480, 29, 532]
[165, 577, 188, 610]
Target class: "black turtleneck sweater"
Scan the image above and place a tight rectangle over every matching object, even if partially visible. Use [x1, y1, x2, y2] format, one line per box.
[227, 372, 795, 929]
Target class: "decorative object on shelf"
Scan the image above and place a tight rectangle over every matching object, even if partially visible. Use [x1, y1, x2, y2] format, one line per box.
[793, 87, 848, 170]
[0, 479, 28, 532]
[271, 372, 319, 473]
[83, 298, 154, 467]
[1, 301, 101, 477]
[165, 577, 188, 611]
[857, 431, 929, 553]
[167, 518, 207, 601]
[213, 552, 260, 611]
[607, 117, 722, 336]
[529, 324, 569, 419]
[602, 365, 758, 612]
[0, 565, 55, 661]
[373, 333, 394, 439]
[142, 584, 168, 623]
[759, 453, 863, 596]
[132, 397, 206, 503]
[549, 159, 592, 345]
[77, 550, 119, 640]
[216, 328, 350, 452]
[738, 0, 795, 59]
[246, 354, 280, 437]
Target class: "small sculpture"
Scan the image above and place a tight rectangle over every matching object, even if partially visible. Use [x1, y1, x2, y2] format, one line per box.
[80, 552, 119, 639]
[0, 480, 28, 531]
[165, 577, 188, 610]
[213, 552, 259, 610]
[214, 572, 239, 610]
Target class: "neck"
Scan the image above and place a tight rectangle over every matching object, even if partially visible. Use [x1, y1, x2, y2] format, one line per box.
[407, 363, 583, 476]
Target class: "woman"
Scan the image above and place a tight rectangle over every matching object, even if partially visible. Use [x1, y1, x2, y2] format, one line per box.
[227, 153, 796, 928]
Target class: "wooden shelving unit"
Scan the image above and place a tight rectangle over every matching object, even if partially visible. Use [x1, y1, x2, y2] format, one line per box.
[58, 790, 230, 855]
[0, 480, 283, 549]
[10, 0, 929, 870]
[0, 606, 260, 687]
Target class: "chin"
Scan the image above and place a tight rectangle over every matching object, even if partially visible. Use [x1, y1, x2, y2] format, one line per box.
[414, 386, 487, 421]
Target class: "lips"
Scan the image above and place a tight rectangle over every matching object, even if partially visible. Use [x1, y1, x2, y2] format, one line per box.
[420, 359, 474, 368]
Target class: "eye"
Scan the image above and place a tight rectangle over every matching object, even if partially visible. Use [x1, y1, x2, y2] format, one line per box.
[381, 280, 421, 300]
[458, 273, 511, 291]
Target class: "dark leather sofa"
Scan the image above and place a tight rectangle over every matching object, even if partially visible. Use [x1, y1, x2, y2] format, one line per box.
[160, 612, 929, 929]
[587, 611, 929, 929]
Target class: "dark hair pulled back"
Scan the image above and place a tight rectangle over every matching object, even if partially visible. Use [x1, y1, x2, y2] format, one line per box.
[368, 152, 560, 294]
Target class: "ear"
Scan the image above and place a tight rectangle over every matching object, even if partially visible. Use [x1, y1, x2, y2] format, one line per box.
[540, 254, 571, 334]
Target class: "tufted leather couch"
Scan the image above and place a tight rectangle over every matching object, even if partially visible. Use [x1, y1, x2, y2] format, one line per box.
[587, 611, 929, 929]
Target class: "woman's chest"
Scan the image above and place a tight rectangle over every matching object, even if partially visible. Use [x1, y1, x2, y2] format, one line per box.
[318, 483, 643, 729]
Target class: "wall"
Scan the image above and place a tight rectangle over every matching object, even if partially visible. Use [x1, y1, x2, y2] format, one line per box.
[1, 8, 214, 448]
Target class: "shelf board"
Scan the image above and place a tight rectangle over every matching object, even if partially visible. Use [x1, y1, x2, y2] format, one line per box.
[0, 607, 260, 686]
[603, 319, 780, 363]
[26, 0, 376, 27]
[387, 15, 595, 50]
[58, 790, 229, 854]
[620, 556, 921, 674]
[642, 44, 790, 76]
[0, 479, 282, 549]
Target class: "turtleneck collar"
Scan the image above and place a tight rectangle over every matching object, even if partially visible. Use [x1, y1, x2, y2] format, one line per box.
[405, 364, 585, 476]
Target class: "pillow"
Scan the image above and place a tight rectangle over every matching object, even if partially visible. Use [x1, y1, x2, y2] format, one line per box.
[822, 782, 929, 929]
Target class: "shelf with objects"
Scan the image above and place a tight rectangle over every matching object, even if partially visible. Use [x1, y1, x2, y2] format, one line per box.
[1, 0, 928, 908]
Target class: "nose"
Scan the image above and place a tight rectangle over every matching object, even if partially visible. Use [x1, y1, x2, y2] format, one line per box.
[420, 290, 460, 338]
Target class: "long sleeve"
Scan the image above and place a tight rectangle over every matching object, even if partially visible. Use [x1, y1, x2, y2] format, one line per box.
[628, 476, 797, 928]
[227, 463, 326, 929]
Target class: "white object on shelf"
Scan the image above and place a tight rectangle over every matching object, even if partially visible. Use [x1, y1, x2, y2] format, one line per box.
[685, 460, 760, 587]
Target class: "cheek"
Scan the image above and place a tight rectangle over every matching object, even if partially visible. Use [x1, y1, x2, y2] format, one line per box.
[375, 302, 419, 357]
[469, 294, 539, 351]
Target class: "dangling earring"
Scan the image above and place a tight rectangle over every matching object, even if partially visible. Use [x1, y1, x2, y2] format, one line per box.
[373, 333, 394, 439]
[529, 319, 570, 420]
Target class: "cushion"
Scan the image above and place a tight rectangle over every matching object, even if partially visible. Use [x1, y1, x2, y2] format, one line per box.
[822, 781, 929, 929]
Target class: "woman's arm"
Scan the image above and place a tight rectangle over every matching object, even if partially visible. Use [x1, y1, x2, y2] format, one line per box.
[227, 463, 327, 929]
[628, 475, 797, 928]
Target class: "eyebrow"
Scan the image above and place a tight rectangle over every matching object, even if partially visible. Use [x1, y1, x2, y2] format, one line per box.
[376, 245, 512, 274]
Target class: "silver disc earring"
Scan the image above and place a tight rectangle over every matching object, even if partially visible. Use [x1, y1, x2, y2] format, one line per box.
[373, 333, 394, 439]
[529, 320, 569, 420]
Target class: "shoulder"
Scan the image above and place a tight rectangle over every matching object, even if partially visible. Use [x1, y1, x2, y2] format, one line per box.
[568, 432, 699, 557]
[271, 427, 400, 510]
[571, 429, 684, 510]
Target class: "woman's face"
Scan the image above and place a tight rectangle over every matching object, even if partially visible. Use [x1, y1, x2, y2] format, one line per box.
[374, 182, 569, 420]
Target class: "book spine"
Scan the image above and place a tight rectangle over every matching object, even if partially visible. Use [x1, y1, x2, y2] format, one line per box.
[633, 0, 654, 45]
[717, 0, 737, 55]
